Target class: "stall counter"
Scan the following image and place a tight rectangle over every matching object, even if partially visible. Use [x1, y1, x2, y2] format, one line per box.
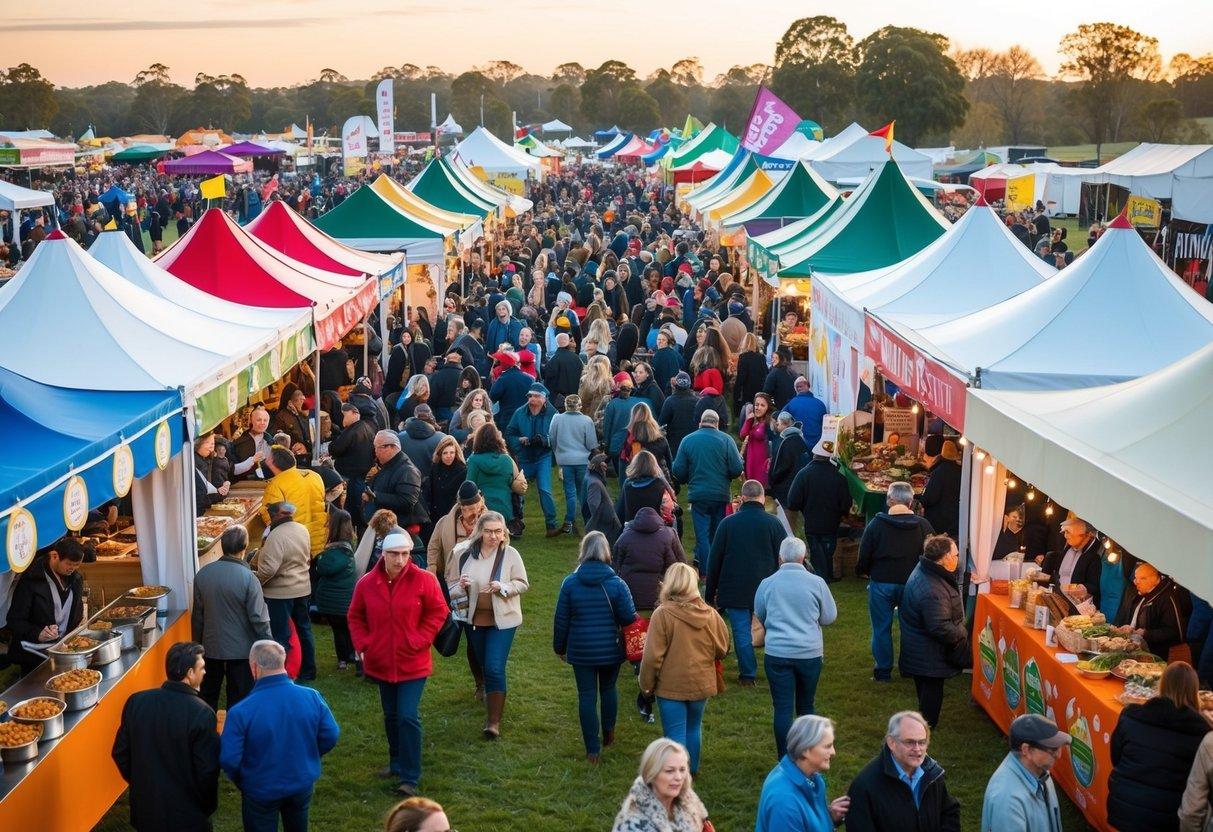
[972, 592, 1122, 832]
[0, 611, 191, 831]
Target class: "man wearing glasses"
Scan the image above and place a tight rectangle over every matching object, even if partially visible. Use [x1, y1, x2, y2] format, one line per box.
[981, 714, 1069, 832]
[845, 710, 960, 831]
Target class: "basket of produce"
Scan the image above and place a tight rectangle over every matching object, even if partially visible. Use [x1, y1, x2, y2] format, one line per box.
[46, 668, 102, 711]
[0, 721, 43, 764]
[9, 697, 66, 740]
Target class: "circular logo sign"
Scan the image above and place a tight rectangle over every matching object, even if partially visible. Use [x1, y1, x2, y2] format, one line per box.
[226, 377, 240, 414]
[63, 475, 89, 532]
[112, 443, 135, 497]
[154, 422, 172, 470]
[6, 507, 38, 572]
[269, 346, 282, 379]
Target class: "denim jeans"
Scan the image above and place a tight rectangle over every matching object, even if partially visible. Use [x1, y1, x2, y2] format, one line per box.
[572, 663, 621, 754]
[765, 654, 823, 758]
[868, 581, 905, 679]
[240, 789, 311, 832]
[345, 474, 367, 530]
[267, 596, 316, 680]
[690, 501, 725, 572]
[657, 697, 707, 774]
[377, 677, 427, 786]
[805, 534, 837, 582]
[560, 464, 587, 525]
[519, 454, 556, 528]
[724, 608, 757, 681]
[466, 625, 517, 693]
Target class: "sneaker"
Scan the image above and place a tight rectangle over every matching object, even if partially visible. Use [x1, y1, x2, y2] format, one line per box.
[562, 522, 574, 535]
[377, 766, 398, 779]
[738, 678, 756, 688]
[337, 661, 348, 670]
[586, 753, 601, 765]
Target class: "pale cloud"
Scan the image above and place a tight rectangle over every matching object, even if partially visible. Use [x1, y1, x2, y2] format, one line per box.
[0, 18, 327, 33]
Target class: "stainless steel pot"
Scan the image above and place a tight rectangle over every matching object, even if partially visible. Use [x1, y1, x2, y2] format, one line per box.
[0, 733, 41, 764]
[45, 640, 99, 672]
[88, 632, 123, 666]
[46, 672, 102, 712]
[9, 698, 66, 741]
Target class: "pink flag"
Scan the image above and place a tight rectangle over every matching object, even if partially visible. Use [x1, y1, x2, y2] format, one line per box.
[741, 86, 802, 154]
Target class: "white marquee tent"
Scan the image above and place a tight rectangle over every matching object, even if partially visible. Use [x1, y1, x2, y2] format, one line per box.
[1083, 142, 1213, 200]
[809, 133, 935, 182]
[453, 127, 542, 178]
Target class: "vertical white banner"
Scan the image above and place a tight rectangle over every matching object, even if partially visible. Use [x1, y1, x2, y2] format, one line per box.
[376, 79, 395, 155]
[342, 115, 369, 159]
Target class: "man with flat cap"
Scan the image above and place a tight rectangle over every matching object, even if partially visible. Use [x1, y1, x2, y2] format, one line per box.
[981, 714, 1070, 831]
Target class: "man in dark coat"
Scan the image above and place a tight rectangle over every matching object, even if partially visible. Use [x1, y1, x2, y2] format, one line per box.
[762, 346, 797, 410]
[112, 642, 220, 832]
[489, 350, 532, 430]
[329, 404, 376, 528]
[541, 332, 584, 406]
[858, 483, 935, 682]
[785, 438, 854, 582]
[427, 352, 463, 424]
[845, 710, 961, 832]
[450, 319, 489, 378]
[5, 540, 86, 674]
[657, 372, 698, 457]
[366, 430, 429, 545]
[1040, 516, 1104, 610]
[768, 412, 809, 508]
[918, 436, 962, 540]
[899, 536, 968, 727]
[705, 480, 787, 685]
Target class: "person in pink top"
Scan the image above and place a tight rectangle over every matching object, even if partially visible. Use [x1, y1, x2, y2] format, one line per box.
[739, 393, 775, 488]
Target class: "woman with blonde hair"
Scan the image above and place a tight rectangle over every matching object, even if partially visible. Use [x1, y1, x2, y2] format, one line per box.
[620, 401, 671, 478]
[449, 387, 493, 443]
[579, 354, 614, 427]
[584, 317, 614, 361]
[449, 511, 529, 739]
[384, 796, 450, 832]
[639, 562, 730, 775]
[611, 738, 709, 832]
[581, 301, 606, 338]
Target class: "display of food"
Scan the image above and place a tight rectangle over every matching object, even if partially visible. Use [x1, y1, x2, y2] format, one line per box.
[89, 619, 113, 630]
[1074, 661, 1111, 679]
[1081, 651, 1160, 672]
[1088, 635, 1138, 653]
[196, 516, 233, 538]
[104, 605, 152, 620]
[94, 541, 130, 558]
[207, 500, 250, 517]
[0, 722, 41, 747]
[12, 698, 64, 720]
[47, 669, 101, 692]
[0, 700, 6, 717]
[127, 585, 170, 599]
[58, 635, 100, 652]
[1121, 661, 1166, 684]
[110, 531, 138, 544]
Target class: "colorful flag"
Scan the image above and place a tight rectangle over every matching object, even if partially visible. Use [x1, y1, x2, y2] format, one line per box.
[869, 121, 895, 154]
[1004, 174, 1035, 211]
[200, 174, 226, 200]
[741, 86, 801, 154]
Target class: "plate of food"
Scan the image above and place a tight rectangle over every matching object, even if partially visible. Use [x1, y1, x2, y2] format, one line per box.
[1074, 660, 1111, 679]
[125, 585, 171, 601]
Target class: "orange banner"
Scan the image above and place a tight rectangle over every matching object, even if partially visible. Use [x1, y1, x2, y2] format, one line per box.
[972, 593, 1120, 832]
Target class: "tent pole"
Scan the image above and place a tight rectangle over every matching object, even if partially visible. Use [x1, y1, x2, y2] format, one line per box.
[312, 349, 322, 465]
[362, 307, 371, 379]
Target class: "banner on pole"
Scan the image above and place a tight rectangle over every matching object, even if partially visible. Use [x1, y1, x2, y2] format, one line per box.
[376, 79, 395, 155]
[741, 86, 801, 155]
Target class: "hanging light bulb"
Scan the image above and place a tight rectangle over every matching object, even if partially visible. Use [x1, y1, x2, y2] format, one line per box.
[1007, 478, 1018, 490]
[911, 403, 920, 414]
[1026, 487, 1036, 501]
[958, 436, 967, 446]
[975, 450, 986, 461]
[985, 464, 996, 475]
[1045, 503, 1054, 517]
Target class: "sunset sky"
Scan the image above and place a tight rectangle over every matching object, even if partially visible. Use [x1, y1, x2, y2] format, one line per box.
[3, 0, 1210, 88]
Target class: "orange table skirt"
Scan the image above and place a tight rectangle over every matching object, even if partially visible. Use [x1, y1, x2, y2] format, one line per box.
[0, 612, 191, 831]
[972, 592, 1122, 832]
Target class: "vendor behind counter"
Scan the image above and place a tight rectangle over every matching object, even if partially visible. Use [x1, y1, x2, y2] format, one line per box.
[5, 539, 86, 675]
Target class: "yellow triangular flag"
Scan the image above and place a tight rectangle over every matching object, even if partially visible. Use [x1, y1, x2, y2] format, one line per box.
[103, 218, 117, 230]
[200, 174, 226, 200]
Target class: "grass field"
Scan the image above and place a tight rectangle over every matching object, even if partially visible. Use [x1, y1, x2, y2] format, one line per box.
[82, 484, 1093, 832]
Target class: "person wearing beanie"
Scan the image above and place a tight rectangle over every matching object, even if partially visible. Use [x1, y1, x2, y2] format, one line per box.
[548, 394, 599, 536]
[506, 383, 559, 536]
[541, 332, 584, 407]
[489, 351, 532, 431]
[659, 371, 699, 457]
[546, 293, 580, 356]
[919, 436, 963, 539]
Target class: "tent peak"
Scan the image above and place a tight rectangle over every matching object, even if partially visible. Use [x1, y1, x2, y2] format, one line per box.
[973, 194, 988, 208]
[46, 228, 67, 241]
[1107, 209, 1132, 230]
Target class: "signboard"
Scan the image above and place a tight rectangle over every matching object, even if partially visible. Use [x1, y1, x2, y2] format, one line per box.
[5, 507, 37, 572]
[487, 174, 524, 196]
[112, 444, 135, 498]
[376, 79, 395, 155]
[63, 475, 89, 532]
[1125, 194, 1161, 227]
[0, 147, 20, 166]
[1004, 174, 1035, 211]
[864, 316, 967, 430]
[881, 406, 917, 440]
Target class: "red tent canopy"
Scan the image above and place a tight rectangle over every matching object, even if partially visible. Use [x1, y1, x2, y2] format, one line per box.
[155, 209, 376, 350]
[672, 161, 725, 184]
[613, 136, 657, 160]
[246, 200, 401, 280]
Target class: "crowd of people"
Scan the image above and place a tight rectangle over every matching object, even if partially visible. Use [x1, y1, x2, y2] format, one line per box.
[5, 153, 1213, 832]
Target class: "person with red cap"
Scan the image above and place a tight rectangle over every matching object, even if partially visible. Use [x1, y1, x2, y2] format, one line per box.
[488, 351, 531, 432]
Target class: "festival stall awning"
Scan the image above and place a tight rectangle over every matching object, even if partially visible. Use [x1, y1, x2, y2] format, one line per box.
[809, 134, 935, 183]
[157, 209, 376, 352]
[162, 150, 252, 175]
[561, 136, 595, 149]
[593, 125, 623, 140]
[721, 161, 837, 233]
[766, 131, 821, 162]
[640, 140, 672, 165]
[369, 173, 483, 248]
[0, 366, 184, 573]
[703, 169, 776, 225]
[667, 123, 739, 169]
[0, 136, 76, 168]
[745, 196, 844, 285]
[453, 127, 542, 177]
[1174, 176, 1213, 224]
[1081, 142, 1213, 200]
[866, 213, 1213, 428]
[445, 155, 534, 215]
[247, 200, 405, 298]
[541, 119, 573, 133]
[685, 151, 756, 210]
[109, 144, 172, 162]
[0, 180, 53, 211]
[515, 134, 563, 158]
[595, 132, 633, 159]
[778, 160, 949, 277]
[220, 141, 286, 157]
[410, 158, 498, 217]
[436, 114, 463, 136]
[314, 184, 450, 264]
[612, 136, 657, 160]
[964, 341, 1213, 600]
[934, 149, 1001, 177]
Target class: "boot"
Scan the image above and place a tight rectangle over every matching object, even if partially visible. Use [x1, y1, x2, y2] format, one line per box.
[483, 692, 505, 739]
[603, 728, 616, 748]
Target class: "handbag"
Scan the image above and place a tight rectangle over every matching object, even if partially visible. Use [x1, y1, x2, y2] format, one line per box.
[750, 614, 766, 649]
[602, 585, 650, 663]
[510, 460, 529, 495]
[433, 570, 463, 658]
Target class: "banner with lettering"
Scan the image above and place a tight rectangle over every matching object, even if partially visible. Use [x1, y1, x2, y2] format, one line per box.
[1004, 174, 1035, 211]
[864, 315, 967, 430]
[741, 86, 801, 155]
[376, 79, 396, 155]
[1125, 194, 1161, 227]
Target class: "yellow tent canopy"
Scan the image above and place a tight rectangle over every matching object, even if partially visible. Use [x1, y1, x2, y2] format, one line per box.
[705, 169, 775, 225]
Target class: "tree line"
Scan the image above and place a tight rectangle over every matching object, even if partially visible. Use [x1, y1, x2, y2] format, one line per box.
[0, 18, 1209, 155]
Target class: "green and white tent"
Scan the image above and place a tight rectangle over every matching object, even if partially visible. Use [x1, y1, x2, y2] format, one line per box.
[410, 158, 498, 218]
[721, 161, 838, 230]
[314, 184, 452, 263]
[745, 197, 844, 284]
[665, 123, 739, 170]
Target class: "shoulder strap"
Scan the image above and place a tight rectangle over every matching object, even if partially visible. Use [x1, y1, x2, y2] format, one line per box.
[490, 546, 507, 584]
[458, 547, 473, 574]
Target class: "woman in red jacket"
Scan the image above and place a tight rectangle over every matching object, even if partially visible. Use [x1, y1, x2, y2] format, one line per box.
[349, 531, 449, 796]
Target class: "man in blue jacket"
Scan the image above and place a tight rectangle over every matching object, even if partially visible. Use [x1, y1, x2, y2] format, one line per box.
[489, 350, 532, 431]
[506, 383, 559, 536]
[671, 410, 743, 575]
[485, 300, 524, 351]
[783, 377, 828, 450]
[219, 640, 339, 832]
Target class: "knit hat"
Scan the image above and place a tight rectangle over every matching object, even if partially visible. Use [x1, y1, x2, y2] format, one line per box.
[664, 296, 681, 309]
[414, 404, 433, 420]
[381, 532, 413, 552]
[457, 481, 482, 506]
[527, 382, 549, 398]
[613, 371, 634, 387]
[673, 371, 692, 390]
[316, 466, 345, 492]
[492, 350, 517, 369]
[557, 291, 573, 306]
[660, 276, 674, 293]
[353, 380, 374, 396]
[563, 394, 582, 412]
[728, 300, 745, 316]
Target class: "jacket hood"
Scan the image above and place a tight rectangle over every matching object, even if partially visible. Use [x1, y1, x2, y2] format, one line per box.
[627, 476, 657, 489]
[403, 418, 436, 439]
[875, 510, 927, 529]
[575, 559, 617, 586]
[629, 506, 664, 533]
[1127, 696, 1212, 735]
[780, 426, 803, 439]
[662, 597, 716, 629]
